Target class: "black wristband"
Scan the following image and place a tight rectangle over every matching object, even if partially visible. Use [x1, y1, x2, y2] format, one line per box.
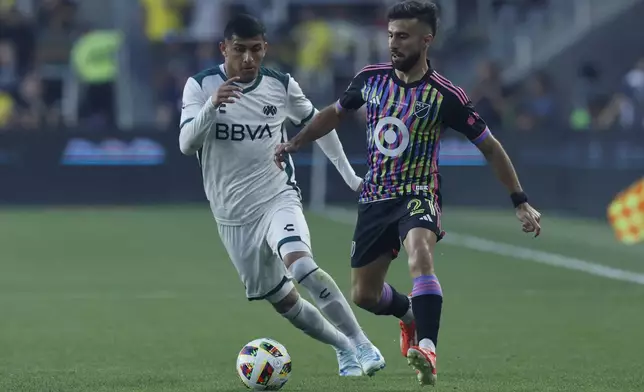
[511, 191, 528, 208]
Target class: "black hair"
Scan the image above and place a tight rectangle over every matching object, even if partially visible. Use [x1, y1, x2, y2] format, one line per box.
[223, 13, 266, 40]
[387, 0, 438, 36]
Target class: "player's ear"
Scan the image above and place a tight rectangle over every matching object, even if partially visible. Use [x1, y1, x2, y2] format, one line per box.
[219, 41, 227, 57]
[424, 34, 434, 48]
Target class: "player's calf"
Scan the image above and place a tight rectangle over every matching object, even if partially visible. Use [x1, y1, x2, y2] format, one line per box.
[351, 282, 413, 322]
[269, 288, 353, 352]
[351, 253, 418, 357]
[283, 249, 385, 376]
[352, 276, 417, 357]
[283, 249, 371, 347]
[271, 284, 363, 377]
[350, 253, 414, 323]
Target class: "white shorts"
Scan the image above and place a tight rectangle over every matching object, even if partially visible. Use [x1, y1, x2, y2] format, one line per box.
[217, 200, 312, 303]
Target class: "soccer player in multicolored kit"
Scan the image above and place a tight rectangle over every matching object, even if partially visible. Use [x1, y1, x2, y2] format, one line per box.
[275, 0, 542, 386]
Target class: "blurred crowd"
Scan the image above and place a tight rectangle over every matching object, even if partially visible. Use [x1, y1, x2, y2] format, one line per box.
[0, 0, 642, 132]
[0, 0, 81, 129]
[469, 58, 644, 132]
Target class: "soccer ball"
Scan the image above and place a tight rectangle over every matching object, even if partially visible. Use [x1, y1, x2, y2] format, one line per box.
[236, 338, 292, 390]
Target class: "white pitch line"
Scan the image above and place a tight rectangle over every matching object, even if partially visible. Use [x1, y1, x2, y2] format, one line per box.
[0, 291, 180, 300]
[443, 233, 644, 285]
[322, 208, 644, 286]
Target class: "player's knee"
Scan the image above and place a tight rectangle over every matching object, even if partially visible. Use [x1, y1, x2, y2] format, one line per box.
[282, 250, 311, 269]
[283, 252, 319, 285]
[351, 285, 380, 310]
[350, 267, 383, 309]
[279, 241, 312, 269]
[270, 288, 300, 314]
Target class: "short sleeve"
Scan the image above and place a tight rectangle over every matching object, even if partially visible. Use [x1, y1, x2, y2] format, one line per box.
[286, 76, 316, 127]
[180, 77, 208, 129]
[335, 72, 367, 112]
[441, 87, 490, 145]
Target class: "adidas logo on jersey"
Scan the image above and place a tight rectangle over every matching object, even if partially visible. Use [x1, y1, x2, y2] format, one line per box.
[419, 214, 433, 222]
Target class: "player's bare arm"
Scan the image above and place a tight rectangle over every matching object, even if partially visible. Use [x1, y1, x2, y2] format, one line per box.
[436, 58, 542, 238]
[179, 76, 242, 155]
[284, 77, 363, 192]
[476, 135, 542, 237]
[274, 104, 344, 167]
[476, 135, 522, 194]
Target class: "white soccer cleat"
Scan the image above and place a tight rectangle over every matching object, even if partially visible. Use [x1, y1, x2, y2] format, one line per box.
[336, 348, 363, 376]
[355, 343, 386, 376]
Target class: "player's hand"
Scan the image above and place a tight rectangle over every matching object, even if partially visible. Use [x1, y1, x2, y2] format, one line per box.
[274, 142, 299, 170]
[515, 203, 541, 237]
[211, 76, 242, 106]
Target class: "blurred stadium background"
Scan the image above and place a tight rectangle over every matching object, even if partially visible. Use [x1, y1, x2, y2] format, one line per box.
[1, 0, 643, 214]
[1, 1, 644, 391]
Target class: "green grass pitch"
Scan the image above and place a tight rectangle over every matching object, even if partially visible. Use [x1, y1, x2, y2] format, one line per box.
[1, 206, 643, 392]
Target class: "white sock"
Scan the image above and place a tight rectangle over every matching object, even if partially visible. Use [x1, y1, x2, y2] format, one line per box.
[281, 296, 353, 351]
[419, 338, 436, 352]
[289, 257, 371, 347]
[401, 297, 414, 325]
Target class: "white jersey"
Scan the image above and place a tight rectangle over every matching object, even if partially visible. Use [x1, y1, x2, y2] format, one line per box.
[179, 64, 360, 226]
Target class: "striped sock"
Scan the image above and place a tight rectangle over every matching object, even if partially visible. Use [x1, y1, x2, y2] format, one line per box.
[368, 283, 411, 319]
[411, 274, 443, 348]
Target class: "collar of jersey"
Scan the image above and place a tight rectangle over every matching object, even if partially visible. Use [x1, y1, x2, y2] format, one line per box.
[219, 63, 263, 94]
[391, 58, 434, 88]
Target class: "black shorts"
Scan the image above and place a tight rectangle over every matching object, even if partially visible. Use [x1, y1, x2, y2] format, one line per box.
[350, 195, 445, 268]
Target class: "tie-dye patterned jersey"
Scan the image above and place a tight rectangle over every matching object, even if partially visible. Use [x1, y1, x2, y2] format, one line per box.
[335, 62, 491, 204]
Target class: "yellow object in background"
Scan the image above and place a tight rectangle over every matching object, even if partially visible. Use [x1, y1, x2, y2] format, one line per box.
[0, 0, 15, 11]
[295, 20, 332, 71]
[140, 0, 188, 41]
[608, 178, 644, 244]
[71, 31, 122, 84]
[0, 92, 14, 126]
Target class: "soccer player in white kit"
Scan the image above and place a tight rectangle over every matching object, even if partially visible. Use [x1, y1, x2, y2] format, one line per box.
[178, 14, 385, 377]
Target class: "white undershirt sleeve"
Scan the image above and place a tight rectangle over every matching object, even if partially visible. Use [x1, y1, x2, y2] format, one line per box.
[285, 76, 362, 191]
[179, 77, 218, 155]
